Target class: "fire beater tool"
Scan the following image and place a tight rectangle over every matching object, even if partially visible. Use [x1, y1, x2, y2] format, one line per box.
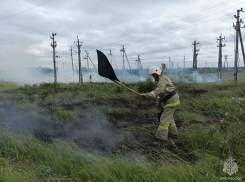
[96, 49, 141, 96]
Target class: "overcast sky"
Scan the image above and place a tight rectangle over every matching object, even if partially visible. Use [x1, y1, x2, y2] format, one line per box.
[0, 0, 245, 72]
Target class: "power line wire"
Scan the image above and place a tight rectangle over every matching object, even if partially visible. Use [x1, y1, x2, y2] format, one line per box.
[0, 0, 53, 21]
[106, 10, 241, 51]
[96, 0, 232, 49]
[95, 0, 241, 49]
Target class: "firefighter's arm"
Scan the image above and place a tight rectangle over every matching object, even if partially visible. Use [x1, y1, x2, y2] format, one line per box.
[145, 81, 166, 100]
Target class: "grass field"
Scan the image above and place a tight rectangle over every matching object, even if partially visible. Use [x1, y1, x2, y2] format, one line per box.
[0, 72, 244, 181]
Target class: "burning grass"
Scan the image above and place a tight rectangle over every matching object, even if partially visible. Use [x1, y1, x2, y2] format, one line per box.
[0, 79, 245, 181]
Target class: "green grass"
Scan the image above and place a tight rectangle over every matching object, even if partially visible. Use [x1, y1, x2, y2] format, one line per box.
[0, 74, 244, 181]
[0, 132, 229, 182]
[0, 82, 19, 91]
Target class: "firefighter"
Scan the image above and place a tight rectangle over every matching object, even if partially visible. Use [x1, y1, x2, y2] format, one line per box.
[141, 66, 180, 143]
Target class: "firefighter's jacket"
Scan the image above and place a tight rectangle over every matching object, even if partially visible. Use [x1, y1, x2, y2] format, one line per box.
[145, 73, 180, 108]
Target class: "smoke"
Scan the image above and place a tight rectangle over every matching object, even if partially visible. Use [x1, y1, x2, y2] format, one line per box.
[0, 67, 150, 85]
[192, 70, 221, 83]
[0, 102, 123, 151]
[124, 151, 146, 163]
[164, 68, 222, 83]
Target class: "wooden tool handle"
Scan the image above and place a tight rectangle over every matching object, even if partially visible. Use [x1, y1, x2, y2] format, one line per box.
[113, 80, 141, 96]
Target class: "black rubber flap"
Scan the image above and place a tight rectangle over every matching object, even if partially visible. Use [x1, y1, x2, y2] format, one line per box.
[96, 49, 119, 82]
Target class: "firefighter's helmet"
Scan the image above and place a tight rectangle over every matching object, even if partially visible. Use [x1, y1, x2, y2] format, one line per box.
[148, 66, 162, 76]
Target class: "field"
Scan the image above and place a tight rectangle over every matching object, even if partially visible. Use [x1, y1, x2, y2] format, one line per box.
[0, 73, 244, 182]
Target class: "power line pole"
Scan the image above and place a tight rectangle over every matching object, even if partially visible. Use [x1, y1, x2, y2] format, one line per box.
[224, 55, 228, 68]
[192, 39, 200, 71]
[50, 33, 57, 83]
[109, 50, 113, 65]
[121, 46, 125, 76]
[75, 36, 83, 83]
[69, 46, 74, 71]
[120, 45, 133, 76]
[55, 55, 60, 73]
[168, 58, 173, 68]
[108, 50, 118, 70]
[84, 50, 89, 70]
[135, 55, 143, 77]
[233, 8, 245, 83]
[84, 50, 96, 69]
[217, 34, 226, 80]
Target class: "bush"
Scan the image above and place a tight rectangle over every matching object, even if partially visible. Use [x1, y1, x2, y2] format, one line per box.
[137, 80, 156, 93]
[111, 85, 124, 94]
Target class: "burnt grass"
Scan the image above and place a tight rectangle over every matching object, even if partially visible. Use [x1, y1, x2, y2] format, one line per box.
[0, 82, 210, 163]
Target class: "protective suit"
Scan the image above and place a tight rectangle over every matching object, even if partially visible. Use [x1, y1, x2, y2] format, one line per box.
[144, 72, 180, 140]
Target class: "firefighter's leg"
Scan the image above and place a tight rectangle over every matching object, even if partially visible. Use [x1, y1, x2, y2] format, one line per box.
[155, 107, 176, 140]
[169, 123, 178, 136]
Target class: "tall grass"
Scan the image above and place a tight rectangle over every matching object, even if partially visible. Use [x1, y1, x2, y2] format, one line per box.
[0, 131, 226, 182]
[0, 78, 244, 181]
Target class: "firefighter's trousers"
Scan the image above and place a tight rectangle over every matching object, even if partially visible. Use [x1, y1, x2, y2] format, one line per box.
[155, 106, 178, 140]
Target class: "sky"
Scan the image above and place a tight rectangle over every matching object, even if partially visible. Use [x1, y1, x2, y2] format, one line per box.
[0, 0, 245, 83]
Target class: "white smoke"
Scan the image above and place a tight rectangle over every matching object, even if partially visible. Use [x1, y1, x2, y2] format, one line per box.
[0, 67, 149, 85]
[192, 70, 221, 83]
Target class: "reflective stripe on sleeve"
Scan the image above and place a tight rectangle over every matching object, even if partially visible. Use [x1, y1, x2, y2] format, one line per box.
[159, 125, 168, 129]
[169, 123, 176, 127]
[164, 100, 180, 108]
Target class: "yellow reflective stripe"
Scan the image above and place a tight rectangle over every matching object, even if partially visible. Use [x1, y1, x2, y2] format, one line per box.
[164, 100, 180, 108]
[159, 125, 168, 129]
[169, 123, 175, 127]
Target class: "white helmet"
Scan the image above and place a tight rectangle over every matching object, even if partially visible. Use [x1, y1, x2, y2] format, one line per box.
[148, 66, 162, 76]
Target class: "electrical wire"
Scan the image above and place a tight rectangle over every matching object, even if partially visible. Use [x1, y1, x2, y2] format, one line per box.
[95, 1, 245, 50]
[96, 0, 233, 49]
[1, 1, 243, 68]
[0, 0, 53, 21]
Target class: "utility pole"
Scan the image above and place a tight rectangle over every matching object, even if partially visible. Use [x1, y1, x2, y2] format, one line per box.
[75, 36, 83, 83]
[135, 55, 143, 77]
[217, 34, 226, 80]
[109, 50, 113, 65]
[108, 50, 118, 70]
[69, 47, 74, 71]
[169, 57, 173, 69]
[192, 40, 200, 81]
[192, 39, 200, 71]
[50, 33, 57, 82]
[233, 8, 245, 83]
[224, 55, 228, 68]
[120, 45, 134, 76]
[84, 50, 96, 70]
[55, 55, 60, 73]
[84, 50, 89, 70]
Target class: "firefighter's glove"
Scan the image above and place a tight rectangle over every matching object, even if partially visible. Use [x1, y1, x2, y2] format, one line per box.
[140, 94, 146, 100]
